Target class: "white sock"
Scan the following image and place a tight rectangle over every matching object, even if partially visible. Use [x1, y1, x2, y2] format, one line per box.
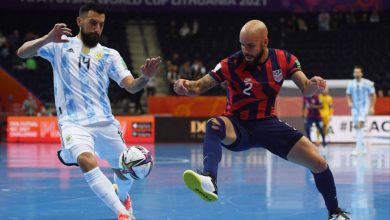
[84, 167, 127, 214]
[356, 128, 364, 151]
[114, 173, 134, 201]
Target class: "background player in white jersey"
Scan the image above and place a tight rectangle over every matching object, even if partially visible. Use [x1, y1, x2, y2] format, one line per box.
[16, 2, 161, 220]
[346, 65, 376, 155]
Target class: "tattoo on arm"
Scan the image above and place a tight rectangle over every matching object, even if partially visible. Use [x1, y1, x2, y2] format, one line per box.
[197, 74, 219, 94]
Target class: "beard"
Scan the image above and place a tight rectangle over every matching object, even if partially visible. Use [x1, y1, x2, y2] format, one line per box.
[245, 47, 264, 66]
[80, 28, 100, 48]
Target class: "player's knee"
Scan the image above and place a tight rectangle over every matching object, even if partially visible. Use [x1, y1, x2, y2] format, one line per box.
[311, 157, 328, 173]
[206, 118, 226, 139]
[77, 152, 98, 173]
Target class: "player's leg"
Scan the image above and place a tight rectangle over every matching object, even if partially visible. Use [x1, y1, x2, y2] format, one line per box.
[183, 116, 241, 202]
[355, 121, 366, 153]
[314, 119, 326, 147]
[59, 124, 129, 219]
[93, 121, 135, 218]
[287, 137, 351, 219]
[304, 117, 313, 142]
[253, 118, 350, 219]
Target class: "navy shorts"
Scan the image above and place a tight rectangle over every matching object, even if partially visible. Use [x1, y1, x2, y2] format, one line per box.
[222, 116, 303, 160]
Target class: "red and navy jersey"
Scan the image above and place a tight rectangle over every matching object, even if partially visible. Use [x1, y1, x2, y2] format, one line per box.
[304, 95, 322, 119]
[209, 48, 302, 120]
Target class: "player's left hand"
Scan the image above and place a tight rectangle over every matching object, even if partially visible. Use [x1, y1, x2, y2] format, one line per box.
[141, 57, 161, 79]
[308, 76, 326, 94]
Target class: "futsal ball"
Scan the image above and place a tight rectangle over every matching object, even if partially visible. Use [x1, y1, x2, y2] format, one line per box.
[119, 145, 154, 180]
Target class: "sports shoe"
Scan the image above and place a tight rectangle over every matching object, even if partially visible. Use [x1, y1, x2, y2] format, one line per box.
[117, 213, 135, 220]
[122, 195, 134, 216]
[329, 208, 352, 220]
[113, 184, 134, 216]
[183, 170, 218, 202]
[351, 149, 359, 156]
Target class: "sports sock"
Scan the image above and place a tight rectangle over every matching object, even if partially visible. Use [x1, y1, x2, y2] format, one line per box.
[356, 128, 364, 151]
[114, 173, 134, 201]
[84, 167, 127, 214]
[203, 118, 225, 179]
[312, 165, 339, 213]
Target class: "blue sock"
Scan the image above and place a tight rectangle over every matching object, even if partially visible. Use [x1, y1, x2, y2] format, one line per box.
[203, 118, 226, 179]
[312, 165, 339, 212]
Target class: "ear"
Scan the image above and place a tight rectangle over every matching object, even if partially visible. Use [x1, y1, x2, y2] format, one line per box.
[76, 17, 82, 27]
[264, 37, 269, 46]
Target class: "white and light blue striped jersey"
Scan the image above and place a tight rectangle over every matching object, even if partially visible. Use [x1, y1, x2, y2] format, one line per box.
[37, 37, 132, 126]
[346, 78, 375, 110]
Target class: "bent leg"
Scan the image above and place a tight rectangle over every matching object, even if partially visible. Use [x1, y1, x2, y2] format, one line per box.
[75, 149, 128, 215]
[287, 137, 339, 213]
[203, 116, 237, 179]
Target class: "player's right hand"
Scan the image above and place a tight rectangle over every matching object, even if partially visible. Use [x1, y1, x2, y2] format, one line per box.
[174, 79, 189, 96]
[47, 23, 72, 43]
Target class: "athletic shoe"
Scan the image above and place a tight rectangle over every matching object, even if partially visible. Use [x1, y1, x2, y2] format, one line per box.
[117, 213, 135, 220]
[329, 208, 352, 220]
[122, 195, 134, 216]
[113, 184, 134, 216]
[183, 170, 218, 202]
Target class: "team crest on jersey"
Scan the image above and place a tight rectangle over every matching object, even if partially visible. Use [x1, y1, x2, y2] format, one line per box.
[95, 52, 103, 60]
[272, 69, 283, 82]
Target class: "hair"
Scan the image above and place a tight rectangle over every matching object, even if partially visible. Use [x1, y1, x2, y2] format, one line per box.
[354, 65, 364, 73]
[79, 1, 105, 17]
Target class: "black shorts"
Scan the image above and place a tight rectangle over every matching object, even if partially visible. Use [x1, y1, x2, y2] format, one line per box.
[223, 116, 303, 160]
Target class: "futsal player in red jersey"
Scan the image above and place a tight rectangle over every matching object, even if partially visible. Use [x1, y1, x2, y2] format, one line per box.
[174, 20, 351, 220]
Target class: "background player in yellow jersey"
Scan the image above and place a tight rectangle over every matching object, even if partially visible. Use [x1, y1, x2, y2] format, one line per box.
[317, 87, 333, 144]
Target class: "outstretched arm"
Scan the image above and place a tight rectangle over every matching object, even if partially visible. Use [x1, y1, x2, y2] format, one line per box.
[17, 23, 72, 59]
[121, 57, 161, 94]
[174, 74, 219, 96]
[291, 71, 326, 97]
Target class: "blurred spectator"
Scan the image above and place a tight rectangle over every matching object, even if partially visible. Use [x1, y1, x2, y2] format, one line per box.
[37, 104, 52, 116]
[179, 22, 191, 38]
[377, 89, 384, 97]
[167, 64, 180, 95]
[146, 77, 156, 96]
[7, 29, 21, 55]
[191, 59, 206, 80]
[191, 20, 199, 35]
[369, 10, 380, 23]
[22, 94, 37, 116]
[0, 31, 9, 58]
[297, 18, 308, 31]
[171, 53, 180, 67]
[179, 61, 192, 79]
[318, 11, 330, 31]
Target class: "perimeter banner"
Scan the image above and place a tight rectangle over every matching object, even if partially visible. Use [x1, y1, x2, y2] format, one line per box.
[6, 116, 155, 143]
[310, 116, 390, 144]
[0, 0, 385, 12]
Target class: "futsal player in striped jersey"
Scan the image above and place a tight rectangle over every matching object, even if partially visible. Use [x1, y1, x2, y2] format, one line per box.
[17, 2, 161, 220]
[174, 20, 351, 220]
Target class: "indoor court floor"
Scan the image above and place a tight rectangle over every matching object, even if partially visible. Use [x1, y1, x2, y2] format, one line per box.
[0, 143, 389, 220]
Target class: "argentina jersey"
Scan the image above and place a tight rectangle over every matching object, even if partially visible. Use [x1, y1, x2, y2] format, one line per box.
[346, 78, 375, 111]
[37, 37, 132, 126]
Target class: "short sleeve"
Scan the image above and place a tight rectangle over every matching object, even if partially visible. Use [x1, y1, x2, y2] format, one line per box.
[108, 50, 132, 86]
[285, 52, 302, 78]
[209, 62, 225, 83]
[37, 42, 55, 63]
